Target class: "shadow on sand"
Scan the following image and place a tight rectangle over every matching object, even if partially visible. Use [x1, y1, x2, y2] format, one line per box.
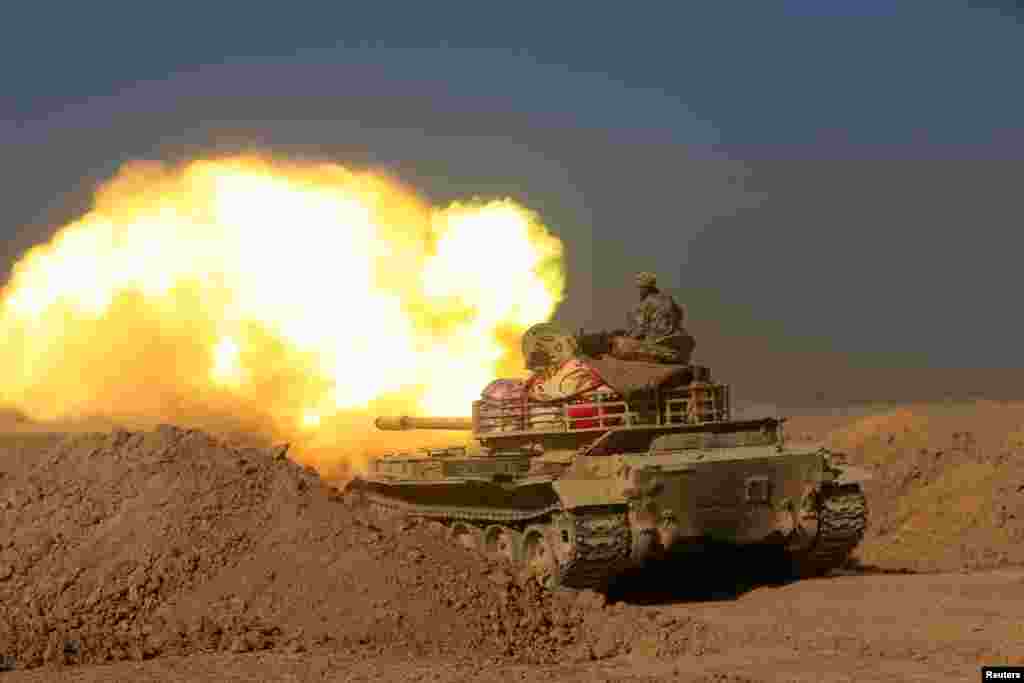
[605, 545, 920, 606]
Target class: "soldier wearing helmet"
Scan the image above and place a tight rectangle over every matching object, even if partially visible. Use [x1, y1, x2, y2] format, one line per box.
[610, 271, 695, 364]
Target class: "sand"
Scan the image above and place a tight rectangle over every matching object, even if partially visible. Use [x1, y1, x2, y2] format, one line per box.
[2, 401, 1022, 681]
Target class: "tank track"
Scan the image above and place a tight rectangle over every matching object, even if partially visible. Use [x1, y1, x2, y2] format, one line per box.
[346, 482, 632, 590]
[555, 507, 632, 590]
[790, 483, 868, 577]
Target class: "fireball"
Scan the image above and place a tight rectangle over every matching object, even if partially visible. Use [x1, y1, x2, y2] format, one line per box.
[0, 156, 565, 474]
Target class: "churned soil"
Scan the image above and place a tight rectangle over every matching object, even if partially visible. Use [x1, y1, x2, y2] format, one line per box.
[1, 400, 1023, 681]
[0, 425, 714, 675]
[787, 400, 1024, 572]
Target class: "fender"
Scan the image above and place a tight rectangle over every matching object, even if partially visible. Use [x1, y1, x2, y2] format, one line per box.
[827, 463, 873, 486]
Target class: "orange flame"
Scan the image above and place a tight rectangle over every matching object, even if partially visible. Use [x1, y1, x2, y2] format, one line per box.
[0, 156, 565, 476]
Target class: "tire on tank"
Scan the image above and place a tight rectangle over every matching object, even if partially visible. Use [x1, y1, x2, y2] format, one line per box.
[522, 524, 561, 590]
[449, 521, 483, 553]
[483, 525, 523, 563]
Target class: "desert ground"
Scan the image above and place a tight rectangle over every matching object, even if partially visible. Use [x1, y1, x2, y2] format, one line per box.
[1, 400, 1023, 682]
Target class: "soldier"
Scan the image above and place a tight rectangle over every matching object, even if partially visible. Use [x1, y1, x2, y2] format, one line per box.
[611, 272, 695, 364]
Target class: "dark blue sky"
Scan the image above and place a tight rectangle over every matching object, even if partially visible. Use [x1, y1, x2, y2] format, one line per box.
[2, 1, 1022, 404]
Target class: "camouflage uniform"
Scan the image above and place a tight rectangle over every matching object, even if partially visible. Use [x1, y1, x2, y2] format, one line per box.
[620, 272, 695, 364]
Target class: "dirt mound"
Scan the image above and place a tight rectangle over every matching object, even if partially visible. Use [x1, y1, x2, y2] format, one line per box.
[0, 425, 714, 673]
[3, 408, 1024, 680]
[8, 401, 1023, 674]
[793, 401, 1024, 572]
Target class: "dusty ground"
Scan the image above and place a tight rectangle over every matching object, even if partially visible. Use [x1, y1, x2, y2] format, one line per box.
[1, 401, 1022, 682]
[788, 400, 1024, 572]
[4, 569, 1022, 682]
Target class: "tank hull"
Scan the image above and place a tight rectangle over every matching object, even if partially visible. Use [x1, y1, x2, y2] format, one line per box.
[345, 420, 868, 590]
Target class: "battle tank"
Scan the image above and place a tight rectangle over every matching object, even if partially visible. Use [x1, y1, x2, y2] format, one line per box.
[344, 323, 870, 590]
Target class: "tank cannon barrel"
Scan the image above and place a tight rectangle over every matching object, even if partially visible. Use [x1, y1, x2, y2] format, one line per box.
[374, 416, 475, 431]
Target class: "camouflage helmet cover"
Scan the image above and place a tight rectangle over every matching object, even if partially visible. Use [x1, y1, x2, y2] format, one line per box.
[635, 271, 658, 288]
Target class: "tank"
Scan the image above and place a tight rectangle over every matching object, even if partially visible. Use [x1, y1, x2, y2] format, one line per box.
[344, 322, 870, 591]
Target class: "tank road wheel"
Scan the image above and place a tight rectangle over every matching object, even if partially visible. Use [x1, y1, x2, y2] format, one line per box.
[450, 522, 483, 553]
[523, 525, 561, 590]
[787, 484, 868, 579]
[483, 525, 522, 564]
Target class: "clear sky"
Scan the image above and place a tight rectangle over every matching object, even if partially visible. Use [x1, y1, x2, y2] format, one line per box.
[2, 1, 1022, 404]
